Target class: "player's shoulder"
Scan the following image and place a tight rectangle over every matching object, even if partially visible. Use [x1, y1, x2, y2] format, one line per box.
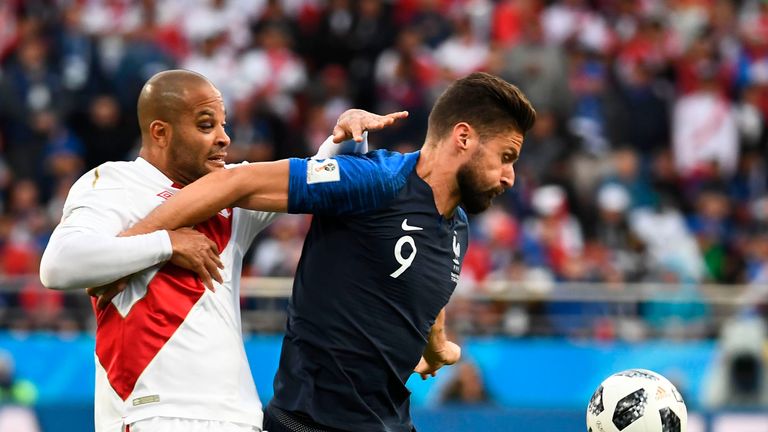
[62, 161, 139, 211]
[70, 160, 136, 193]
[362, 148, 419, 168]
[338, 149, 420, 180]
[455, 206, 469, 225]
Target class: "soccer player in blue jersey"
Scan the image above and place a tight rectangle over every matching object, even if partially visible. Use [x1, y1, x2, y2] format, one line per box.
[122, 72, 536, 431]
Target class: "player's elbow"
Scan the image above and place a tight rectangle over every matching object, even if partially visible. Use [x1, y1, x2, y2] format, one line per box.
[39, 246, 77, 290]
[39, 259, 66, 290]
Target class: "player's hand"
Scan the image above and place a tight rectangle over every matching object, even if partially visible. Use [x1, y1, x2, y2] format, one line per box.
[87, 277, 129, 310]
[414, 340, 461, 380]
[332, 109, 409, 143]
[167, 227, 224, 291]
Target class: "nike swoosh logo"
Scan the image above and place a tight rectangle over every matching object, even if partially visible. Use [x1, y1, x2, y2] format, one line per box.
[401, 219, 423, 231]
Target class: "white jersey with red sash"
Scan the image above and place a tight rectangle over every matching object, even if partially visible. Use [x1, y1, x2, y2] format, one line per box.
[57, 158, 272, 431]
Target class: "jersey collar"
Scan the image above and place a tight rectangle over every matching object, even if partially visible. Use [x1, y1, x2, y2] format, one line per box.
[134, 157, 180, 189]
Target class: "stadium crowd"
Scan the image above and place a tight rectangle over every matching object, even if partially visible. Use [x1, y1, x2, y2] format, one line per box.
[0, 0, 767, 336]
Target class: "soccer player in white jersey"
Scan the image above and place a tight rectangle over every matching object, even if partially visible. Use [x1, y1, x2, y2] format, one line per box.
[38, 69, 407, 432]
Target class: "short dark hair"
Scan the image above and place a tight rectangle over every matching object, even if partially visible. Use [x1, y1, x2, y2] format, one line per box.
[426, 72, 536, 141]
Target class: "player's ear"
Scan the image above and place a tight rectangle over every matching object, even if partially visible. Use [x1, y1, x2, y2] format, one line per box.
[453, 123, 471, 153]
[150, 120, 171, 148]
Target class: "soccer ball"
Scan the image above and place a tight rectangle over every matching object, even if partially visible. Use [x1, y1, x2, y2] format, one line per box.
[586, 369, 687, 432]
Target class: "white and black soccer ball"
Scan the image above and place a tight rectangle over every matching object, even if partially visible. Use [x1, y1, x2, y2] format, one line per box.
[586, 369, 687, 432]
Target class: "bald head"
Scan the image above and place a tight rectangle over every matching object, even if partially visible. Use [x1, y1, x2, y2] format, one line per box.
[137, 69, 214, 136]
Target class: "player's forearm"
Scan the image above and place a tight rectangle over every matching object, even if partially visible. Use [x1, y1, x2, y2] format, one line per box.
[420, 308, 461, 371]
[40, 228, 172, 290]
[425, 308, 449, 354]
[124, 161, 290, 236]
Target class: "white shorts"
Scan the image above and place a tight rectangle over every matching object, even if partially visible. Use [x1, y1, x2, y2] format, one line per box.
[126, 417, 260, 432]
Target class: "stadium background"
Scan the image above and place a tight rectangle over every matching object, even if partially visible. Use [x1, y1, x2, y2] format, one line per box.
[0, 0, 768, 430]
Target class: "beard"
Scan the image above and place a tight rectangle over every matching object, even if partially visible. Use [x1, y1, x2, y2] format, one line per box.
[169, 138, 212, 184]
[456, 159, 503, 214]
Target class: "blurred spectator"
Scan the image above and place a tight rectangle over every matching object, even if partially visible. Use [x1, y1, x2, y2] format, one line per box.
[687, 187, 738, 282]
[567, 48, 611, 156]
[672, 62, 739, 179]
[182, 0, 255, 52]
[674, 28, 732, 97]
[512, 110, 566, 185]
[42, 122, 85, 199]
[108, 4, 176, 111]
[3, 180, 49, 265]
[0, 1, 20, 64]
[541, 0, 612, 54]
[491, 0, 534, 49]
[53, 2, 109, 103]
[439, 361, 492, 405]
[15, 278, 67, 332]
[70, 93, 136, 170]
[180, 26, 238, 111]
[374, 27, 435, 148]
[346, 0, 396, 109]
[0, 36, 67, 182]
[612, 61, 672, 154]
[252, 0, 301, 44]
[650, 148, 690, 214]
[311, 0, 355, 68]
[79, 0, 143, 37]
[303, 66, 355, 155]
[629, 196, 706, 282]
[0, 351, 36, 406]
[521, 185, 584, 280]
[405, 0, 453, 49]
[236, 23, 307, 122]
[600, 147, 658, 210]
[497, 19, 570, 118]
[591, 183, 648, 282]
[736, 85, 767, 150]
[0, 350, 39, 432]
[743, 221, 768, 285]
[250, 214, 308, 277]
[666, 0, 712, 54]
[434, 14, 488, 81]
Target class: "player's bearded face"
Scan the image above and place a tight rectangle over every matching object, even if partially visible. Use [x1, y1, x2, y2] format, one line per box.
[457, 148, 504, 214]
[169, 134, 214, 181]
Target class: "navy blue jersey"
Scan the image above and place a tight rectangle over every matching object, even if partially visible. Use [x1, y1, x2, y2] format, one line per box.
[272, 150, 468, 431]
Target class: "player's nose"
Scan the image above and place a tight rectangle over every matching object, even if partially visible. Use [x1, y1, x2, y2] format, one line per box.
[217, 127, 231, 148]
[501, 164, 515, 189]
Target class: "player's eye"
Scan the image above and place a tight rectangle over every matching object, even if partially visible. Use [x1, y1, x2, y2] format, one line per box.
[199, 122, 213, 129]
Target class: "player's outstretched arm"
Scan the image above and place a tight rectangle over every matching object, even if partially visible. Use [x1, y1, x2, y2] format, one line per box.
[414, 308, 461, 380]
[122, 109, 410, 236]
[121, 160, 289, 238]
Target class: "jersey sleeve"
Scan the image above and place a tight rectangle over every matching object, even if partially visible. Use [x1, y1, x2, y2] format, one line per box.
[287, 150, 419, 215]
[231, 133, 370, 229]
[40, 166, 173, 290]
